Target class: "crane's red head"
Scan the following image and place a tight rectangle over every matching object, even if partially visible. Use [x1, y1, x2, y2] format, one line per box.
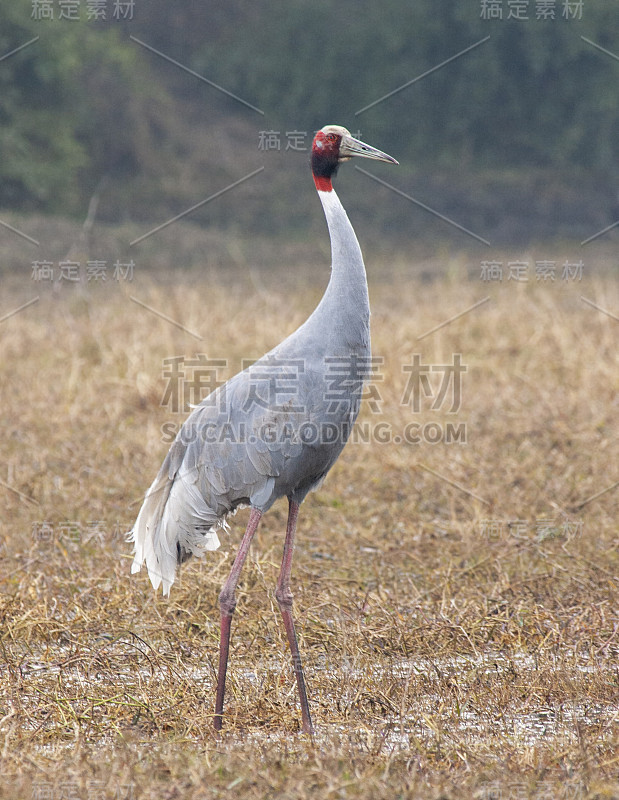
[311, 125, 398, 192]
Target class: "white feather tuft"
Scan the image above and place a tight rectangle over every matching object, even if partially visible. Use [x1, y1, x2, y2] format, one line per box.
[130, 466, 222, 596]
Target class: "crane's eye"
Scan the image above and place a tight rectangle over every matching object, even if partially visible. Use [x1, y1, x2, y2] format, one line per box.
[327, 133, 337, 142]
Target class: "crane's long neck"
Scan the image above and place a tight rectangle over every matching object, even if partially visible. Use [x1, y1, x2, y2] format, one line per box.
[311, 185, 370, 352]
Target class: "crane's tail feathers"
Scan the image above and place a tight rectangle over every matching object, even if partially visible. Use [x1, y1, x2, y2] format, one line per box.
[129, 467, 221, 596]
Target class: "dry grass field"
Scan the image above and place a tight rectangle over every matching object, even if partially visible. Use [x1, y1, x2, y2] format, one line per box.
[0, 242, 617, 799]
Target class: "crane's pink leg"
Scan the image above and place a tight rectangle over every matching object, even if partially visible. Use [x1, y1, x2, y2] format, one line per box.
[275, 499, 313, 735]
[214, 507, 262, 731]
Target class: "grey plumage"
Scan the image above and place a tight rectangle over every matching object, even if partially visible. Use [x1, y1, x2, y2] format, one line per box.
[131, 187, 369, 594]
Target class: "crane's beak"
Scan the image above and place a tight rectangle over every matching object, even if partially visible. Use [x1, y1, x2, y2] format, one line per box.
[339, 134, 398, 165]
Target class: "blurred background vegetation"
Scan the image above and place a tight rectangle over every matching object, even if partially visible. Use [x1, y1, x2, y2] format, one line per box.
[0, 0, 618, 244]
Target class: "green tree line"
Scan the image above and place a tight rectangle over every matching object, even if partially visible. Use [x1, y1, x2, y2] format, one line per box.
[0, 0, 617, 218]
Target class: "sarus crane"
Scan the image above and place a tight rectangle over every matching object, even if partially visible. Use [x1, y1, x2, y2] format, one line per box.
[130, 125, 398, 734]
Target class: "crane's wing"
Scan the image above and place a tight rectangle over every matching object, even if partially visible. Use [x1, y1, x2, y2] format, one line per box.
[130, 356, 340, 594]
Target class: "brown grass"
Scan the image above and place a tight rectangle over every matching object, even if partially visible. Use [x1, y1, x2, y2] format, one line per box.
[0, 249, 617, 799]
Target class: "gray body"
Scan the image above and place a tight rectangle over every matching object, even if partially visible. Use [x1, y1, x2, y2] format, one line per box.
[131, 188, 370, 594]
